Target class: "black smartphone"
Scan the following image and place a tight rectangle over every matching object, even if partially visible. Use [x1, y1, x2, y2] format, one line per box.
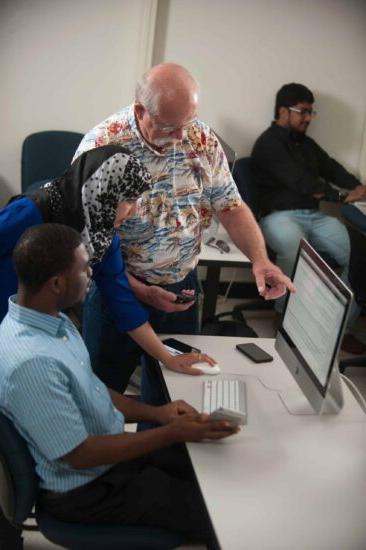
[163, 338, 200, 354]
[236, 343, 273, 363]
[175, 293, 196, 304]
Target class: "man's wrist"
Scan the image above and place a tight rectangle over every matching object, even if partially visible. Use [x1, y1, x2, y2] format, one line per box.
[143, 404, 164, 425]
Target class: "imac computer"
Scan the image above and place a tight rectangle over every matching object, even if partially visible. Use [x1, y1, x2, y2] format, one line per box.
[275, 239, 352, 415]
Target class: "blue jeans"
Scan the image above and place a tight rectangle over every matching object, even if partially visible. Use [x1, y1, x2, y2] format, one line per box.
[82, 282, 142, 393]
[82, 270, 200, 395]
[260, 209, 350, 313]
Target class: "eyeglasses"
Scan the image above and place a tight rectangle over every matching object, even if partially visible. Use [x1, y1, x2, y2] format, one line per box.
[288, 107, 317, 117]
[148, 112, 197, 133]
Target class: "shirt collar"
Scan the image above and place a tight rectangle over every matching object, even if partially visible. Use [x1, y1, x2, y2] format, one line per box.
[8, 295, 69, 337]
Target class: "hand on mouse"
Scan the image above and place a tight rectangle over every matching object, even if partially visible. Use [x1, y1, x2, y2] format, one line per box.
[163, 352, 218, 375]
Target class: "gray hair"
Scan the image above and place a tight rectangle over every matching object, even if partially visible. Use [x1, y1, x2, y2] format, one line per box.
[135, 73, 161, 115]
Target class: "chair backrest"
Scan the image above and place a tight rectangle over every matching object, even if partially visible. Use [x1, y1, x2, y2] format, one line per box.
[232, 157, 260, 219]
[0, 413, 38, 525]
[212, 131, 237, 171]
[21, 130, 83, 192]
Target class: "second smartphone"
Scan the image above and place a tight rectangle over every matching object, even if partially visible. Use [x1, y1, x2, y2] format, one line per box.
[236, 342, 273, 363]
[162, 338, 201, 354]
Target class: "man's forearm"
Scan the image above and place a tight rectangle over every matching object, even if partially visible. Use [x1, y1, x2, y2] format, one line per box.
[108, 388, 161, 423]
[218, 203, 268, 264]
[63, 426, 176, 469]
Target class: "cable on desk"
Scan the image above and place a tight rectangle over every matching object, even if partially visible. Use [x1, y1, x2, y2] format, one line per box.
[340, 374, 366, 414]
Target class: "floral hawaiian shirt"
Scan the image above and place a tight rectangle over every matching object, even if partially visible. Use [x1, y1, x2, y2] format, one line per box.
[74, 105, 242, 284]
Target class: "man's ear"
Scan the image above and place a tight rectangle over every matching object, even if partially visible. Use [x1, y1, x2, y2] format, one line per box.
[278, 106, 288, 121]
[276, 107, 290, 128]
[46, 275, 64, 296]
[134, 102, 145, 121]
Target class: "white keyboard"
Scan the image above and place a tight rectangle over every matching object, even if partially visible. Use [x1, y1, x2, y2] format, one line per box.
[203, 379, 247, 425]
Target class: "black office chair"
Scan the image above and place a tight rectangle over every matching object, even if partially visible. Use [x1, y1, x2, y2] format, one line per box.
[21, 130, 84, 192]
[0, 412, 186, 549]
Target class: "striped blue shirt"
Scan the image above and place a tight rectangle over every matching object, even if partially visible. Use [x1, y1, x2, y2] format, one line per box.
[0, 296, 124, 493]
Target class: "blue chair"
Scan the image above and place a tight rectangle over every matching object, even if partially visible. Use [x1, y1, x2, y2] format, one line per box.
[232, 157, 260, 219]
[213, 131, 237, 171]
[21, 131, 84, 192]
[0, 412, 186, 549]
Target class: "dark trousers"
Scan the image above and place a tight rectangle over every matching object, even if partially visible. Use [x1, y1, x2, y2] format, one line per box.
[38, 445, 210, 543]
[341, 204, 366, 306]
[83, 270, 200, 393]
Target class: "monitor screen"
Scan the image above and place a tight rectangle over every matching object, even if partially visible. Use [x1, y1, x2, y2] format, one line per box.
[276, 239, 352, 413]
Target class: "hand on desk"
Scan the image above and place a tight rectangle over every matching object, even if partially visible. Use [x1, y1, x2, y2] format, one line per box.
[252, 258, 295, 300]
[163, 352, 217, 375]
[168, 413, 239, 442]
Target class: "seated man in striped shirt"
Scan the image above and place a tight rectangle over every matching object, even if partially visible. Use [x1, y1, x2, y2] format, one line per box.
[0, 224, 237, 547]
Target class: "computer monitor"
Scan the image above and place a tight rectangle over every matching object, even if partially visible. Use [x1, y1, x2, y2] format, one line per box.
[275, 239, 352, 415]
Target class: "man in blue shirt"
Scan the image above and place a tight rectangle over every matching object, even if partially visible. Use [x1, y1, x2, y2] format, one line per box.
[0, 224, 237, 547]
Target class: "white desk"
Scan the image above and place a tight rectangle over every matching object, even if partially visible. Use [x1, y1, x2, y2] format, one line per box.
[158, 335, 366, 550]
[199, 226, 250, 322]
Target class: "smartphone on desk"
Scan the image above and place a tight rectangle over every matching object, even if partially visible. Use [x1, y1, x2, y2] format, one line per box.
[162, 338, 201, 355]
[236, 342, 273, 363]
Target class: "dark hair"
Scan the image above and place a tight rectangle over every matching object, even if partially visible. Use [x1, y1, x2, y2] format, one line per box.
[274, 83, 314, 119]
[13, 224, 82, 292]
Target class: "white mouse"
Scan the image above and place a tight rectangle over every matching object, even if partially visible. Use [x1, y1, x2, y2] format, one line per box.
[194, 362, 221, 375]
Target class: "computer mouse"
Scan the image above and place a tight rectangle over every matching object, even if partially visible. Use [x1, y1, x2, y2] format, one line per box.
[216, 239, 230, 253]
[194, 362, 221, 375]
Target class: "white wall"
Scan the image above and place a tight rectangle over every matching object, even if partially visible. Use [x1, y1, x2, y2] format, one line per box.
[1, 0, 365, 206]
[153, 0, 366, 178]
[0, 0, 156, 204]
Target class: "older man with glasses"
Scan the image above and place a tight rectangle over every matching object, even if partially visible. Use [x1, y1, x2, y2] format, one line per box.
[74, 63, 293, 394]
[251, 82, 366, 354]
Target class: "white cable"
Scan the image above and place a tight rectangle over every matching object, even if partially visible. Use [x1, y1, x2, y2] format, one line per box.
[340, 373, 366, 414]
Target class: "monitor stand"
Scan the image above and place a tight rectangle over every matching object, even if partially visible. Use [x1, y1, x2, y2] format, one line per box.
[278, 364, 344, 416]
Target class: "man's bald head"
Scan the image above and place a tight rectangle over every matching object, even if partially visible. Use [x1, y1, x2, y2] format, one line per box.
[135, 63, 199, 119]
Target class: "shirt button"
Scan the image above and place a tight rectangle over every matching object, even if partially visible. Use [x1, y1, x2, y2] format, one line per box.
[95, 386, 100, 392]
[80, 361, 84, 366]
[62, 336, 68, 341]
